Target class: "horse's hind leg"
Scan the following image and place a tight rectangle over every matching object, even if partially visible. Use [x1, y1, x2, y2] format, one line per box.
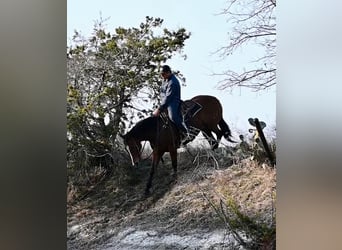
[145, 151, 162, 195]
[218, 118, 235, 143]
[202, 129, 218, 150]
[211, 126, 224, 149]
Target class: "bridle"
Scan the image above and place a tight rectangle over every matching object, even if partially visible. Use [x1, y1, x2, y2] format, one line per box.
[125, 136, 152, 165]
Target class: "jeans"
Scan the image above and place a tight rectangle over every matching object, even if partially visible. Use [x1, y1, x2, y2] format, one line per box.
[167, 102, 188, 134]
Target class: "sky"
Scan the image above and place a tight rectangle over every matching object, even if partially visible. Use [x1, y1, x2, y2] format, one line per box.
[67, 0, 276, 136]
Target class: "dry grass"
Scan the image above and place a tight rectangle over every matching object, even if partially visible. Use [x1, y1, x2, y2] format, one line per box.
[67, 145, 276, 249]
[210, 160, 276, 218]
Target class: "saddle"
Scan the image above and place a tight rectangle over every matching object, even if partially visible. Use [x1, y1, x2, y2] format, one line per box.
[159, 100, 202, 135]
[159, 100, 202, 145]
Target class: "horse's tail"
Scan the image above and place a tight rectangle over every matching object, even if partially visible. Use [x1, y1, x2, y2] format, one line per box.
[218, 118, 237, 143]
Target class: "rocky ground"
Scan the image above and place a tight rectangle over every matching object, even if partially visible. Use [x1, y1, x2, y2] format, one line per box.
[67, 147, 276, 250]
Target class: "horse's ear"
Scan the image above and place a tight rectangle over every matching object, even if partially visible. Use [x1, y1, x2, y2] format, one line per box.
[248, 118, 256, 127]
[259, 121, 267, 130]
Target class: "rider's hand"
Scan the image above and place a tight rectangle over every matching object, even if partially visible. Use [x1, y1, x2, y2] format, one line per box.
[153, 108, 160, 116]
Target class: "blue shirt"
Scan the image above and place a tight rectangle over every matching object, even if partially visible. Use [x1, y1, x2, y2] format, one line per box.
[159, 74, 181, 111]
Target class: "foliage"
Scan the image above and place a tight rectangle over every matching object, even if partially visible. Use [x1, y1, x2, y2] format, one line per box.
[215, 0, 276, 91]
[67, 16, 190, 193]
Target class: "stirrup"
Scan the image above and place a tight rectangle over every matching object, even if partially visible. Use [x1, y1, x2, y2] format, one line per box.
[181, 134, 191, 145]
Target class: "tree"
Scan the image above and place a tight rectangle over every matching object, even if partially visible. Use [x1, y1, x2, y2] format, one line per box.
[215, 0, 276, 91]
[67, 16, 190, 174]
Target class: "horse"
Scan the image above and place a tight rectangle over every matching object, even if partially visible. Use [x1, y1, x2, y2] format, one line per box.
[182, 95, 236, 149]
[122, 116, 180, 195]
[122, 95, 235, 195]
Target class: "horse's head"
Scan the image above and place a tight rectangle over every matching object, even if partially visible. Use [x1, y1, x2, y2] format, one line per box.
[122, 133, 142, 167]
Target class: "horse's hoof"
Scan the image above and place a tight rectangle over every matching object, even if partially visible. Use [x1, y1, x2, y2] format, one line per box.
[144, 189, 151, 197]
[171, 173, 178, 184]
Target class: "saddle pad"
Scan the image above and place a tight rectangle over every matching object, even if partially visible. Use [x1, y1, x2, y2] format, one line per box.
[181, 100, 202, 122]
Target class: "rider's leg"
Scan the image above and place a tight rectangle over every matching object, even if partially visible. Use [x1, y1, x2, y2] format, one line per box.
[168, 104, 188, 135]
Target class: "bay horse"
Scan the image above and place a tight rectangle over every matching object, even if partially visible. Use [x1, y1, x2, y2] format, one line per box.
[182, 95, 235, 149]
[122, 95, 235, 195]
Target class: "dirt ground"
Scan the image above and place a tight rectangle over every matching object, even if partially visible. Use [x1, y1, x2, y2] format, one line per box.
[67, 148, 276, 250]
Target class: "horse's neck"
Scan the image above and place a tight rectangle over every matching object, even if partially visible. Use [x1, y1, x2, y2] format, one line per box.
[131, 129, 152, 142]
[133, 117, 160, 142]
[136, 133, 154, 143]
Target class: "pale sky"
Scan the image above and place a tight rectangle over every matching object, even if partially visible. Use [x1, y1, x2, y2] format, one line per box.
[67, 0, 276, 136]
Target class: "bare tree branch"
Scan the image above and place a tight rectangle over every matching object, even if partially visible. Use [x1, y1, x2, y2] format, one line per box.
[214, 0, 276, 91]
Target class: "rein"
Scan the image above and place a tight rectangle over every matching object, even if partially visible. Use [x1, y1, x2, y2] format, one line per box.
[159, 112, 177, 148]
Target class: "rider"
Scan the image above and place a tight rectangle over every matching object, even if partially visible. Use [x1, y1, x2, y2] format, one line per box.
[153, 65, 190, 143]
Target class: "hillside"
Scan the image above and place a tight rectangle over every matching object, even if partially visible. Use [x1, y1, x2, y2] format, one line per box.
[67, 147, 276, 249]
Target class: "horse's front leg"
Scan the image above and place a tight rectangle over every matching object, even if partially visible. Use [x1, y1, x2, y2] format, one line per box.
[169, 149, 178, 179]
[150, 143, 164, 164]
[145, 151, 162, 195]
[182, 127, 199, 146]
